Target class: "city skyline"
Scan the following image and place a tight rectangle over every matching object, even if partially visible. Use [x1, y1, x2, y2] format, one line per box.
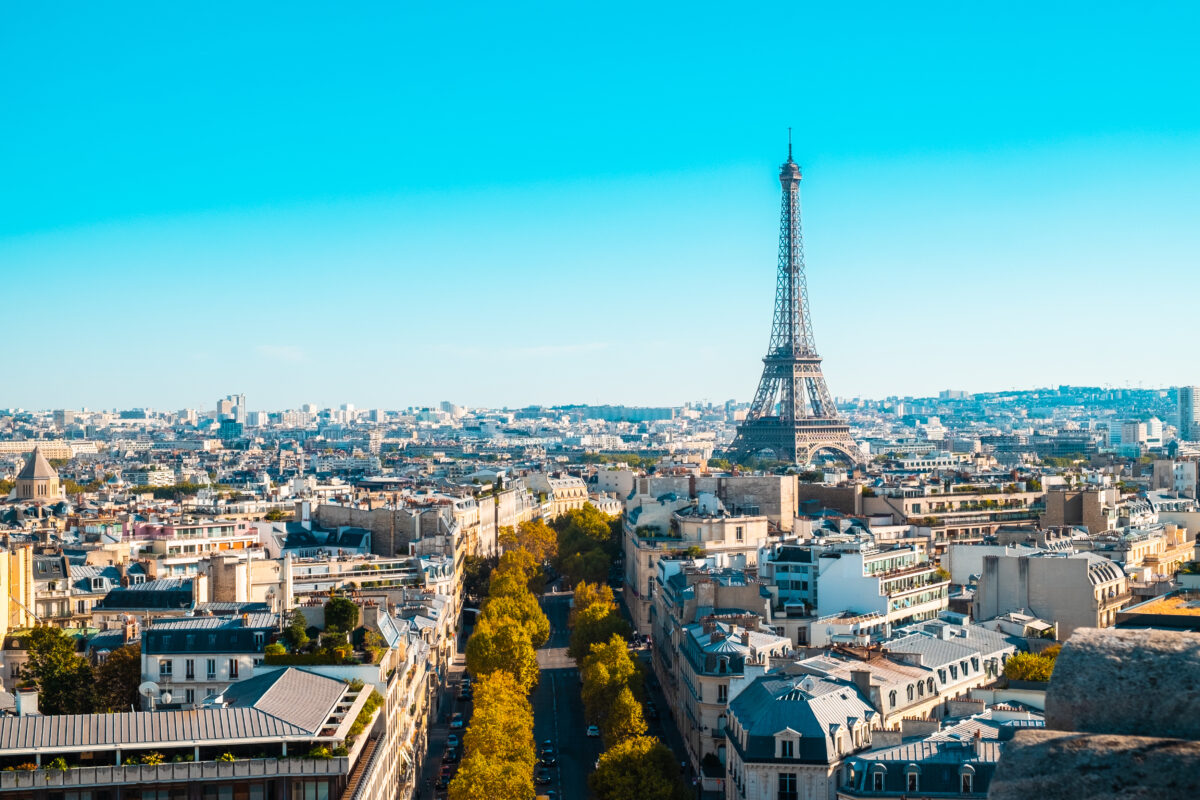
[4, 3, 1200, 410]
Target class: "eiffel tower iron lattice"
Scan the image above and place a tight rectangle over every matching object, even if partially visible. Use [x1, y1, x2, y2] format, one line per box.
[728, 144, 861, 465]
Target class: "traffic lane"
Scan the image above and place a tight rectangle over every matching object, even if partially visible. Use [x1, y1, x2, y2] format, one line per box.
[535, 667, 602, 800]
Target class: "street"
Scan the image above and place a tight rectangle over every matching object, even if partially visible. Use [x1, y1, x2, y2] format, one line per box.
[534, 592, 604, 800]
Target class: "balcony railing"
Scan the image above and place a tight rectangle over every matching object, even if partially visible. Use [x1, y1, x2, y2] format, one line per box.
[0, 757, 349, 790]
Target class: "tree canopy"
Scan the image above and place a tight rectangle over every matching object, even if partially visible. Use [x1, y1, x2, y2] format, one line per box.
[283, 610, 310, 650]
[324, 596, 359, 633]
[570, 600, 631, 661]
[1004, 645, 1061, 683]
[590, 736, 688, 800]
[499, 519, 558, 564]
[22, 628, 95, 715]
[571, 581, 615, 626]
[466, 615, 541, 693]
[95, 644, 142, 713]
[481, 592, 550, 649]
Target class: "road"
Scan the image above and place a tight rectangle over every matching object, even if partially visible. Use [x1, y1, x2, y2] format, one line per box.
[534, 592, 604, 800]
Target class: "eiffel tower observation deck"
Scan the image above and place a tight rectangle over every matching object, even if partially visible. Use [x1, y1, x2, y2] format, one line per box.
[728, 142, 861, 466]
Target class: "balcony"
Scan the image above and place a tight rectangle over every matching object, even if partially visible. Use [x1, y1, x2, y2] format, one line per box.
[0, 757, 348, 790]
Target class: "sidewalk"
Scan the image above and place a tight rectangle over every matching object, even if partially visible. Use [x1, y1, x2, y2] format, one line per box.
[414, 651, 467, 800]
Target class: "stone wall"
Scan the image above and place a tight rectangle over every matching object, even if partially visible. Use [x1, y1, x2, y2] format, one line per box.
[989, 627, 1200, 799]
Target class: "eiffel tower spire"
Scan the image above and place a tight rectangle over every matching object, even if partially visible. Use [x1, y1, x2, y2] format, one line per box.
[728, 144, 861, 465]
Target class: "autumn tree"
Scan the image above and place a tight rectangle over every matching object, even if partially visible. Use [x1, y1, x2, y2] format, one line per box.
[465, 617, 540, 692]
[1004, 645, 1061, 683]
[499, 519, 558, 563]
[462, 553, 498, 601]
[605, 686, 648, 744]
[571, 581, 615, 626]
[590, 736, 688, 800]
[481, 592, 550, 649]
[581, 634, 644, 732]
[22, 627, 94, 715]
[491, 548, 545, 595]
[448, 757, 535, 800]
[462, 671, 535, 770]
[94, 644, 142, 712]
[569, 602, 631, 661]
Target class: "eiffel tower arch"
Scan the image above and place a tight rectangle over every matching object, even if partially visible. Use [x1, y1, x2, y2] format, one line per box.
[728, 143, 862, 466]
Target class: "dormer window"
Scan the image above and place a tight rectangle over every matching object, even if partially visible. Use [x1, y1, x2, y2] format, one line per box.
[131, 574, 145, 585]
[780, 739, 794, 758]
[888, 690, 897, 707]
[906, 764, 920, 792]
[91, 577, 105, 591]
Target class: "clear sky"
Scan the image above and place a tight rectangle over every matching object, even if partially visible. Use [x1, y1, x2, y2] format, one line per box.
[3, 2, 1199, 412]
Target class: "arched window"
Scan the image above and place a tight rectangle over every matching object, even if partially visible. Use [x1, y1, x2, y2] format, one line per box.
[960, 764, 976, 793]
[888, 690, 897, 707]
[906, 764, 921, 792]
[927, 678, 935, 695]
[917, 681, 925, 697]
[871, 766, 886, 792]
[907, 684, 914, 701]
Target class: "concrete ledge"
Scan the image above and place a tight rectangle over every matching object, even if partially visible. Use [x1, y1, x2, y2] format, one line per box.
[989, 730, 1200, 800]
[1045, 627, 1200, 739]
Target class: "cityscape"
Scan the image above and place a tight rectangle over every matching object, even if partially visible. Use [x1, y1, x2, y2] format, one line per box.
[4, 4, 1200, 800]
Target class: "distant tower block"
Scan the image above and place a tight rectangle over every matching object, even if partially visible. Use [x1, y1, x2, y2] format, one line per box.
[728, 143, 861, 465]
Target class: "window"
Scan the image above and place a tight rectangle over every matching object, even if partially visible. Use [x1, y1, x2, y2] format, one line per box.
[735, 526, 744, 542]
[229, 659, 239, 679]
[718, 684, 728, 703]
[962, 773, 974, 792]
[254, 632, 265, 649]
[872, 771, 885, 791]
[185, 659, 195, 680]
[950, 664, 958, 680]
[185, 688, 195, 704]
[917, 681, 925, 697]
[206, 659, 217, 679]
[889, 690, 897, 707]
[91, 577, 105, 591]
[907, 685, 914, 701]
[908, 773, 919, 791]
[77, 600, 86, 614]
[780, 739, 794, 757]
[777, 772, 797, 800]
[159, 658, 172, 677]
[927, 678, 935, 695]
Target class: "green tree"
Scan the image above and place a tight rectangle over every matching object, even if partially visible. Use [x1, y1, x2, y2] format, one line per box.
[465, 617, 540, 692]
[494, 547, 545, 593]
[706, 458, 732, 471]
[283, 610, 310, 650]
[590, 736, 688, 800]
[555, 505, 618, 556]
[462, 554, 499, 600]
[94, 644, 142, 712]
[1003, 646, 1060, 683]
[481, 592, 550, 649]
[569, 603, 631, 661]
[324, 596, 359, 633]
[263, 508, 290, 521]
[581, 634, 644, 730]
[22, 627, 95, 715]
[558, 547, 610, 588]
[0, 479, 13, 495]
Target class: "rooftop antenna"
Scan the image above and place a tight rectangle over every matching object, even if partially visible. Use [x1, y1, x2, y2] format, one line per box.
[788, 127, 793, 161]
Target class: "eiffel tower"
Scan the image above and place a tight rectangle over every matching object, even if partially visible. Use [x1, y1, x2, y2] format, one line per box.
[728, 141, 861, 465]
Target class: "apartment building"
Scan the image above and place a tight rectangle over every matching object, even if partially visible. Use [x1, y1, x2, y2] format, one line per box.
[141, 613, 279, 708]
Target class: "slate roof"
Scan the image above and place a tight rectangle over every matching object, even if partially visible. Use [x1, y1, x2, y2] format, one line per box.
[17, 448, 57, 481]
[93, 579, 193, 611]
[728, 673, 876, 763]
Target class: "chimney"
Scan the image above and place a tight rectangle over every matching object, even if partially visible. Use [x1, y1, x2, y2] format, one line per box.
[973, 727, 984, 757]
[15, 690, 38, 717]
[849, 668, 872, 698]
[741, 630, 750, 646]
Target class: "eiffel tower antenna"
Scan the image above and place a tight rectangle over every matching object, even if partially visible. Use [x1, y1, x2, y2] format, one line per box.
[727, 142, 861, 466]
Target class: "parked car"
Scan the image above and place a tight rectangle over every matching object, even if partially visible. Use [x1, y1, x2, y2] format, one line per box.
[447, 733, 460, 749]
[539, 741, 556, 765]
[450, 712, 465, 729]
[442, 748, 459, 763]
[536, 768, 552, 785]
[586, 724, 600, 738]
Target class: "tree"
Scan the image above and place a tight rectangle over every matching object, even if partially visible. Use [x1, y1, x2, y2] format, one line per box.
[1003, 646, 1060, 683]
[481, 592, 550, 649]
[324, 596, 359, 633]
[570, 603, 631, 661]
[94, 644, 141, 712]
[463, 672, 535, 768]
[462, 554, 498, 601]
[571, 581, 615, 626]
[555, 505, 618, 556]
[493, 548, 545, 594]
[499, 519, 558, 563]
[283, 610, 310, 650]
[558, 547, 610, 588]
[264, 508, 290, 521]
[605, 685, 648, 744]
[449, 756, 535, 800]
[465, 617, 540, 692]
[0, 479, 13, 495]
[589, 736, 688, 800]
[22, 627, 94, 715]
[581, 634, 644, 730]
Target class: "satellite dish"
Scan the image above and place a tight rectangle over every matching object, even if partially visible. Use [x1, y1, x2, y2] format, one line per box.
[138, 681, 160, 697]
[160, 691, 173, 705]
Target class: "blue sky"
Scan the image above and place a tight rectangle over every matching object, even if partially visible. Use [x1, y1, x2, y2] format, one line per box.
[3, 2, 1199, 411]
